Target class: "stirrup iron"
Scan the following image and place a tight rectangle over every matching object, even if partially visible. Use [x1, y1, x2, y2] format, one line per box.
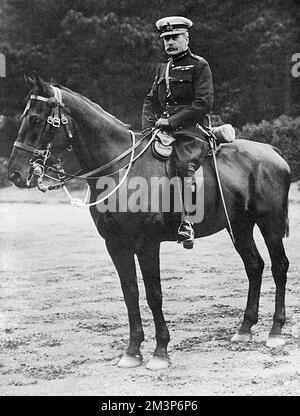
[177, 221, 194, 249]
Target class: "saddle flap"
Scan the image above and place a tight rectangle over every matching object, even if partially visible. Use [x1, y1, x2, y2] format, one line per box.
[152, 129, 176, 160]
[155, 130, 176, 146]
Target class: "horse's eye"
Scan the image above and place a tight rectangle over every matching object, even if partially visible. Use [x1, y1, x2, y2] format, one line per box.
[31, 116, 43, 125]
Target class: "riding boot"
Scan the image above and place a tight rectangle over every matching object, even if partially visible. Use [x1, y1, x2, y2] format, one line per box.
[177, 172, 196, 249]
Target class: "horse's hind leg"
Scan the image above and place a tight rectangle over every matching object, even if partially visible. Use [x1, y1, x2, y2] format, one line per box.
[136, 239, 171, 370]
[105, 235, 144, 367]
[257, 217, 289, 347]
[231, 217, 265, 343]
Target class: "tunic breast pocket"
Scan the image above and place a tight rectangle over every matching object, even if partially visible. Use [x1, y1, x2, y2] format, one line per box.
[170, 70, 193, 101]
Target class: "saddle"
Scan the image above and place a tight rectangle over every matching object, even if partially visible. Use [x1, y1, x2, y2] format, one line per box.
[151, 124, 235, 161]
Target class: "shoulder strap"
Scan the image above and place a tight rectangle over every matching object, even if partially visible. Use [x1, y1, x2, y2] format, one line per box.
[165, 59, 172, 97]
[190, 53, 204, 62]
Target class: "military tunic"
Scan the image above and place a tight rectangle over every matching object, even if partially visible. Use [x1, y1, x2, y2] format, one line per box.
[142, 48, 214, 175]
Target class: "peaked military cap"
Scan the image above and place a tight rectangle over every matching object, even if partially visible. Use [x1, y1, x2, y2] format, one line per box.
[156, 16, 193, 38]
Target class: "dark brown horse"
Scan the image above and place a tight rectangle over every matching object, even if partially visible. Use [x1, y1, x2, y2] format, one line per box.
[8, 76, 291, 370]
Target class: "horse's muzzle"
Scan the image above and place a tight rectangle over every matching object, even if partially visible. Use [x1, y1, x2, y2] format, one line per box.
[8, 166, 37, 188]
[8, 147, 38, 188]
[8, 170, 25, 187]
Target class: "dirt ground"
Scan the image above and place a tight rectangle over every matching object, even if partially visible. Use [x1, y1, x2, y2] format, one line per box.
[0, 183, 299, 396]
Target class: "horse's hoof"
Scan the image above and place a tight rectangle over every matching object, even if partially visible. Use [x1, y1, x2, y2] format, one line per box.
[146, 355, 170, 371]
[231, 332, 252, 343]
[266, 335, 286, 348]
[117, 353, 143, 368]
[183, 240, 194, 250]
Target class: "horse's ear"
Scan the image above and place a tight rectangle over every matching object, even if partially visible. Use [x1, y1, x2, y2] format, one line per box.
[24, 73, 36, 89]
[32, 72, 50, 96]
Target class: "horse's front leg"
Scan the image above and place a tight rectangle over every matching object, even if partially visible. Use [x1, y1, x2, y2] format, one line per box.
[105, 235, 144, 368]
[136, 239, 171, 370]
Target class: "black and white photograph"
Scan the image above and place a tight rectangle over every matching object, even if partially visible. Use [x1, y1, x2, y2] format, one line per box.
[0, 0, 299, 399]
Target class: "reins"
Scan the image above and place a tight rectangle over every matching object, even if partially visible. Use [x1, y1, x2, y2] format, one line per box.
[64, 130, 136, 208]
[14, 86, 155, 207]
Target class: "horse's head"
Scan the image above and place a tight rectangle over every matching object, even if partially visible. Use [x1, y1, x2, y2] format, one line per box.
[8, 74, 75, 188]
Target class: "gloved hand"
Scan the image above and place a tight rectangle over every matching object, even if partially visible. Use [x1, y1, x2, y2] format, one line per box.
[155, 117, 170, 130]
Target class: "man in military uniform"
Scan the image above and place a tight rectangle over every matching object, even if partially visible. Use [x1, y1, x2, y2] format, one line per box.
[142, 16, 214, 248]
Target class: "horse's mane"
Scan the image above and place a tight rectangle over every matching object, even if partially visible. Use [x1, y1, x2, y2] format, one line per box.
[52, 83, 130, 130]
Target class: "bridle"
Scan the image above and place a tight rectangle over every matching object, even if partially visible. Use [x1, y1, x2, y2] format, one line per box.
[13, 85, 155, 207]
[14, 87, 75, 191]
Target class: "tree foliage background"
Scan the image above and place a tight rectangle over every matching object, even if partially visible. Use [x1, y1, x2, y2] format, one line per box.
[0, 0, 300, 176]
[0, 0, 299, 126]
